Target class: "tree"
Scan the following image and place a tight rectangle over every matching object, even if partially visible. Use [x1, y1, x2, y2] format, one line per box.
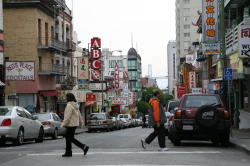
[137, 101, 150, 115]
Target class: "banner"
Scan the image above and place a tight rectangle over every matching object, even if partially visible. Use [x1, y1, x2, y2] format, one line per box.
[202, 0, 220, 54]
[189, 72, 196, 89]
[239, 25, 250, 58]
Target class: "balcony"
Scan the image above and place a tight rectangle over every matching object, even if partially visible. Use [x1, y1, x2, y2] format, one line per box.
[39, 63, 70, 76]
[38, 37, 75, 52]
[56, 76, 77, 89]
[225, 22, 243, 55]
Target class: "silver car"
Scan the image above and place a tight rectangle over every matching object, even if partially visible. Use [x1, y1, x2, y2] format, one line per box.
[0, 106, 44, 145]
[87, 113, 113, 132]
[33, 113, 65, 139]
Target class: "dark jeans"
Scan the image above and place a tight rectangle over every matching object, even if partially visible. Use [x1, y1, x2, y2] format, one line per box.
[145, 124, 165, 148]
[65, 127, 85, 154]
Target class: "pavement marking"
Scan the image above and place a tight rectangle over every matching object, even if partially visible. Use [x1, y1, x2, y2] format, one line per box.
[27, 151, 221, 156]
[83, 165, 203, 166]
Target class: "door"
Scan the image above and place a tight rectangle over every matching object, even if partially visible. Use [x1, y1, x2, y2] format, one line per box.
[23, 109, 38, 138]
[52, 114, 61, 134]
[16, 108, 32, 139]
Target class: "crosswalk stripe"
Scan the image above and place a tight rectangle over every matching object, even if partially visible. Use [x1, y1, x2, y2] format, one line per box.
[27, 151, 221, 156]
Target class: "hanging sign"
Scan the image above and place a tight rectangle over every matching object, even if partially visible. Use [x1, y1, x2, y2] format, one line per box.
[189, 72, 196, 89]
[239, 25, 250, 58]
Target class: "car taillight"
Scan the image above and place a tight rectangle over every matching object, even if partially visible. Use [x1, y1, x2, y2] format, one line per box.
[42, 121, 51, 126]
[1, 119, 11, 126]
[223, 110, 230, 119]
[174, 110, 182, 119]
[102, 120, 107, 124]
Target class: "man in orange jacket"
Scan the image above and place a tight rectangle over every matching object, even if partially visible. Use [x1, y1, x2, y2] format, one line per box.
[141, 89, 168, 151]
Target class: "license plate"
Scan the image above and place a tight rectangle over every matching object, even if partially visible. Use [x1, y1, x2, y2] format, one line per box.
[183, 125, 193, 130]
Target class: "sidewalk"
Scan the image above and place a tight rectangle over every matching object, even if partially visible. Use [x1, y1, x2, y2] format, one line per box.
[230, 128, 250, 155]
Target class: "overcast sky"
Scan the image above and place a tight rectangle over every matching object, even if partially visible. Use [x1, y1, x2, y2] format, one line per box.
[66, 0, 176, 89]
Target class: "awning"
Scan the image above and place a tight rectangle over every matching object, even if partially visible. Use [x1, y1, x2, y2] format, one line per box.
[40, 91, 58, 97]
[85, 101, 95, 106]
[0, 80, 5, 87]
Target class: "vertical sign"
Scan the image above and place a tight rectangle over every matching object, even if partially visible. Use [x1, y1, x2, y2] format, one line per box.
[202, 0, 220, 54]
[189, 72, 196, 89]
[114, 63, 119, 89]
[78, 57, 89, 80]
[239, 25, 250, 58]
[90, 37, 101, 81]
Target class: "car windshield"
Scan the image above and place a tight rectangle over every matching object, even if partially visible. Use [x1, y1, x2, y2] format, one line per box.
[0, 108, 12, 116]
[90, 114, 105, 120]
[183, 95, 220, 108]
[34, 114, 51, 120]
[169, 101, 178, 109]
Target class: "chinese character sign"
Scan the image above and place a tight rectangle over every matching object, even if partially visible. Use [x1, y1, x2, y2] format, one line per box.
[202, 0, 218, 42]
[239, 25, 250, 58]
[114, 63, 119, 89]
[78, 57, 89, 80]
[189, 72, 196, 89]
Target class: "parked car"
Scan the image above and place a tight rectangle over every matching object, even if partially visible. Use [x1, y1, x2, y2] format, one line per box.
[168, 94, 231, 146]
[33, 113, 65, 139]
[0, 106, 44, 145]
[118, 114, 133, 127]
[87, 113, 113, 132]
[111, 117, 121, 130]
[166, 100, 179, 113]
[164, 100, 179, 135]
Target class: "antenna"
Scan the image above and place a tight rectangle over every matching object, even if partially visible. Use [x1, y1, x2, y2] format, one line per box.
[131, 33, 134, 48]
[136, 42, 138, 52]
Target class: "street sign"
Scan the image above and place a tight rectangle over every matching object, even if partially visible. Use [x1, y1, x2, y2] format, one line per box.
[224, 68, 233, 81]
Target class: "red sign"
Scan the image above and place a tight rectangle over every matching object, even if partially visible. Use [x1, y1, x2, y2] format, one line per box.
[91, 70, 101, 80]
[114, 63, 119, 89]
[90, 37, 102, 81]
[86, 93, 96, 102]
[177, 85, 186, 99]
[91, 60, 101, 69]
[91, 37, 101, 49]
[91, 49, 101, 59]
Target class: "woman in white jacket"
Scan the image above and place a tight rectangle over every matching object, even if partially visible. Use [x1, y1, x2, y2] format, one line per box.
[61, 93, 89, 157]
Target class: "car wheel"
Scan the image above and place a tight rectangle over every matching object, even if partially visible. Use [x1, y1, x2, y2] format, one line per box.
[0, 138, 6, 146]
[196, 105, 219, 128]
[14, 128, 24, 146]
[35, 127, 44, 143]
[211, 137, 220, 146]
[52, 128, 58, 140]
[220, 133, 230, 147]
[87, 129, 92, 133]
[170, 132, 181, 146]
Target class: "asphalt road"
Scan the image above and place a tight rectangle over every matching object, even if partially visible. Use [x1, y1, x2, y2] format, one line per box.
[0, 127, 249, 166]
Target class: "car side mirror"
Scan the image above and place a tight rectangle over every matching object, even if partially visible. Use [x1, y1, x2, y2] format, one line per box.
[32, 116, 38, 120]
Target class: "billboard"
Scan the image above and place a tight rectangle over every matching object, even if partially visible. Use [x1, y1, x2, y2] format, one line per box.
[5, 62, 35, 81]
[239, 25, 250, 58]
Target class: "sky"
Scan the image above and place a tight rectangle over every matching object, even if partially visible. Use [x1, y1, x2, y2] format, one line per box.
[65, 0, 176, 89]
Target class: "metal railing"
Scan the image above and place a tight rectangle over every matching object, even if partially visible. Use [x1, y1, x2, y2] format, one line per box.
[225, 21, 244, 55]
[39, 63, 70, 75]
[38, 37, 76, 52]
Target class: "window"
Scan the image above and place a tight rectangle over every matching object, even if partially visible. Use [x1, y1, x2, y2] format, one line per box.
[184, 33, 190, 37]
[109, 60, 123, 68]
[183, 0, 190, 4]
[183, 8, 190, 13]
[128, 60, 137, 70]
[23, 110, 33, 120]
[183, 95, 220, 108]
[184, 16, 190, 22]
[38, 19, 41, 44]
[16, 109, 26, 118]
[184, 25, 190, 29]
[45, 22, 48, 46]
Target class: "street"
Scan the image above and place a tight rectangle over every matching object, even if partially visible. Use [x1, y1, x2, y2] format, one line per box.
[0, 127, 249, 166]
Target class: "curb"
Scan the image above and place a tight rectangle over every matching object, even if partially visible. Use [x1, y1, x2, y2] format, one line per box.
[230, 139, 250, 155]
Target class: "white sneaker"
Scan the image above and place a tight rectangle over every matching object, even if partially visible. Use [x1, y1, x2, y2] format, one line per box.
[141, 139, 147, 149]
[159, 147, 169, 151]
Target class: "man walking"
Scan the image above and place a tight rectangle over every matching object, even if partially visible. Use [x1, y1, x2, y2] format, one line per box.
[141, 89, 168, 151]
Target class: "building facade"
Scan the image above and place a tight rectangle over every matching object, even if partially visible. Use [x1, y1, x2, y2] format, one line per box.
[167, 41, 176, 96]
[3, 0, 75, 113]
[175, 0, 202, 87]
